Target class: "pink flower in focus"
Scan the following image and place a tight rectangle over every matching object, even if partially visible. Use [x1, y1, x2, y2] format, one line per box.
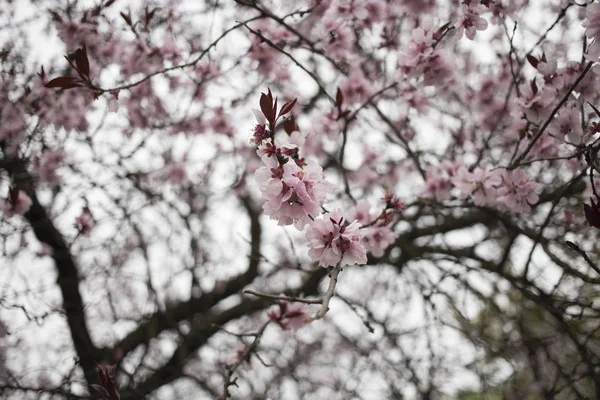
[306, 209, 367, 267]
[268, 301, 309, 331]
[256, 159, 329, 227]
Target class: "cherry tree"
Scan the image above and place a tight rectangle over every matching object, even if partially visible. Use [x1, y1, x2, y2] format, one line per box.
[1, 0, 600, 399]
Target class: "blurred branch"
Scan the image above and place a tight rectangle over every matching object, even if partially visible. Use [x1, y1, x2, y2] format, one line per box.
[0, 153, 99, 387]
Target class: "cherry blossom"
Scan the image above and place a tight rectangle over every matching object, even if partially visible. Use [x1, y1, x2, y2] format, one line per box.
[3, 1, 600, 399]
[455, 4, 489, 40]
[305, 209, 367, 267]
[256, 158, 329, 227]
[452, 166, 503, 207]
[349, 200, 398, 258]
[1, 189, 32, 217]
[496, 169, 542, 213]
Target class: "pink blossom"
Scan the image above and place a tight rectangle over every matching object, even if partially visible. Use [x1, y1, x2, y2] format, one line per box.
[202, 107, 235, 137]
[515, 80, 554, 122]
[108, 91, 120, 113]
[305, 209, 367, 267]
[423, 167, 453, 201]
[362, 226, 397, 258]
[248, 41, 290, 80]
[1, 189, 32, 217]
[496, 169, 541, 213]
[319, 21, 353, 61]
[256, 159, 329, 227]
[164, 164, 188, 185]
[338, 69, 372, 105]
[350, 200, 374, 225]
[362, 0, 386, 26]
[160, 36, 180, 62]
[37, 244, 54, 257]
[402, 86, 428, 113]
[268, 302, 309, 331]
[0, 102, 26, 150]
[451, 166, 502, 206]
[74, 208, 95, 236]
[422, 51, 455, 86]
[399, 26, 434, 69]
[455, 5, 488, 40]
[37, 150, 64, 187]
[349, 200, 398, 257]
[401, 0, 435, 15]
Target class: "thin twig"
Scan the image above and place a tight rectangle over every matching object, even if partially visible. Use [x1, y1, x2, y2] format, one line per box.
[242, 289, 322, 304]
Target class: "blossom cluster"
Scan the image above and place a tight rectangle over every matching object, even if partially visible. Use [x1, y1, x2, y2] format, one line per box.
[251, 90, 402, 268]
[254, 133, 330, 228]
[451, 166, 541, 213]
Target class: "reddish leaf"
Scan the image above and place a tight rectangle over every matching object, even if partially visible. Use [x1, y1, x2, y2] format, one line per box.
[283, 115, 297, 134]
[49, 11, 62, 22]
[120, 12, 132, 27]
[145, 7, 157, 25]
[526, 54, 539, 69]
[336, 87, 344, 107]
[584, 199, 600, 229]
[530, 79, 538, 95]
[9, 187, 18, 205]
[74, 46, 90, 77]
[279, 98, 297, 117]
[44, 76, 81, 88]
[260, 92, 274, 124]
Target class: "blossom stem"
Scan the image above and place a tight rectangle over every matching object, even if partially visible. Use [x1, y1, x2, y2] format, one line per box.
[314, 264, 342, 320]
